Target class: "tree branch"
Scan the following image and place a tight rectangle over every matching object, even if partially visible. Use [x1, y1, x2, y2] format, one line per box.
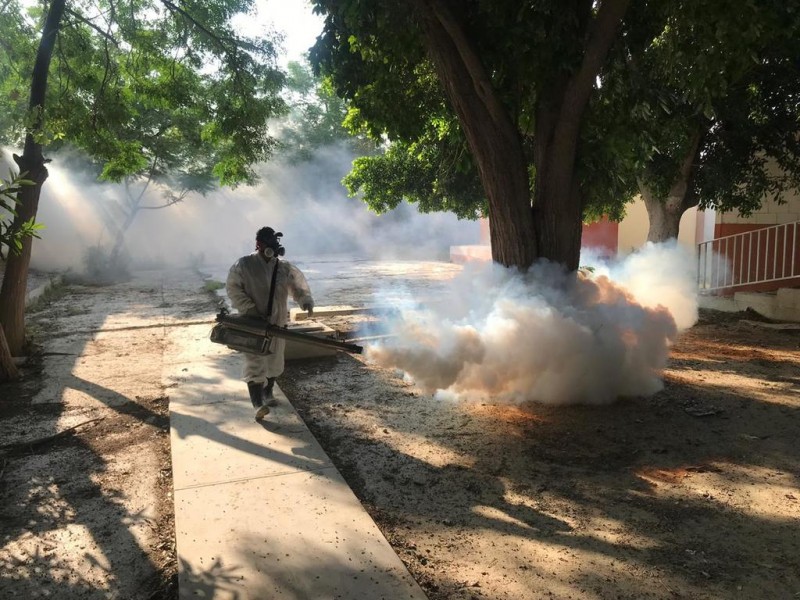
[159, 0, 232, 56]
[159, 0, 252, 94]
[25, 0, 67, 160]
[65, 8, 119, 46]
[139, 198, 185, 210]
[559, 0, 631, 135]
[131, 168, 155, 207]
[671, 129, 701, 195]
[420, 0, 512, 135]
[676, 128, 705, 212]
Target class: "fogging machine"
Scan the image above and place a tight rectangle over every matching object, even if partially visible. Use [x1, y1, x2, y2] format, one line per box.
[209, 307, 363, 355]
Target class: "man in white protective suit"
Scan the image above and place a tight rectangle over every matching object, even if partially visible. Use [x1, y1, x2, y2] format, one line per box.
[226, 227, 315, 420]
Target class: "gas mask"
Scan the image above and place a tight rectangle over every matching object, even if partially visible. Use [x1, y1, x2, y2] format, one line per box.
[256, 227, 286, 257]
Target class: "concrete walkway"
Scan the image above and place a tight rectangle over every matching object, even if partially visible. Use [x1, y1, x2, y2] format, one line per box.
[163, 277, 425, 599]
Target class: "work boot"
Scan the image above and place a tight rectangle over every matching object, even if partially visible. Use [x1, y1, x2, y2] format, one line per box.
[247, 381, 270, 420]
[263, 377, 279, 407]
[247, 381, 263, 409]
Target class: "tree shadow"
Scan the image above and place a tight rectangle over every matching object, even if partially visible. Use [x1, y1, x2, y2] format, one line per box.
[177, 556, 245, 600]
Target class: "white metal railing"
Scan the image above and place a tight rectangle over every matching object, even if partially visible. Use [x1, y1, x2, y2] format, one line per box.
[698, 220, 800, 293]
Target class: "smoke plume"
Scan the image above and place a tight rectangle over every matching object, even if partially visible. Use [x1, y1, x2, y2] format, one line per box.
[12, 145, 478, 272]
[368, 243, 698, 405]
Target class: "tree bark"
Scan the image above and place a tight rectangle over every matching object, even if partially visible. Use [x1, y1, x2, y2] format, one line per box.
[641, 185, 686, 242]
[0, 324, 19, 381]
[0, 0, 66, 359]
[641, 130, 702, 243]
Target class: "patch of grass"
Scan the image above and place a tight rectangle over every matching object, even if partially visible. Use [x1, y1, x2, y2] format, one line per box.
[203, 279, 224, 293]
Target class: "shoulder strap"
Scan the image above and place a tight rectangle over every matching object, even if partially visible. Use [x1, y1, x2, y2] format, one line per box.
[265, 257, 279, 325]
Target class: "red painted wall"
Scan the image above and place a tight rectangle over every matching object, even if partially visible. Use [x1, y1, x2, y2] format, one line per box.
[473, 217, 619, 257]
[581, 219, 619, 258]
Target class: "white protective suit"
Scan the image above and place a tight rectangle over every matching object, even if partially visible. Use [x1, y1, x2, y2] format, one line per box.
[226, 251, 314, 382]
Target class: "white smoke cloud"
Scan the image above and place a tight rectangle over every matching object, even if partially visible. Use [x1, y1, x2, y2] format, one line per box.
[19, 145, 479, 272]
[584, 241, 699, 331]
[367, 244, 699, 405]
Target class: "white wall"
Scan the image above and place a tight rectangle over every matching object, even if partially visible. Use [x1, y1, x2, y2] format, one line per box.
[617, 196, 700, 256]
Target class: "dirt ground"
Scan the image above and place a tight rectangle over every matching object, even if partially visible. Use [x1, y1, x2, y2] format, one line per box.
[0, 270, 215, 599]
[281, 309, 800, 600]
[1, 269, 799, 599]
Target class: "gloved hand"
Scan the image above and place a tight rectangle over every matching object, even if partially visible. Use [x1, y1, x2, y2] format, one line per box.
[302, 302, 313, 315]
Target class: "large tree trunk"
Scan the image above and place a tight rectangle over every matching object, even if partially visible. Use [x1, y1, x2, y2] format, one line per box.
[413, 0, 629, 271]
[0, 0, 66, 360]
[641, 129, 702, 243]
[533, 0, 631, 270]
[533, 95, 585, 270]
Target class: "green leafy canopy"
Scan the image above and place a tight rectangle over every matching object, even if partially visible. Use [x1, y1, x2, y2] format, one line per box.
[0, 0, 288, 193]
[309, 0, 800, 227]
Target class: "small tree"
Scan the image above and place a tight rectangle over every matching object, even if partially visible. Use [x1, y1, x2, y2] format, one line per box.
[0, 172, 41, 261]
[0, 172, 41, 380]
